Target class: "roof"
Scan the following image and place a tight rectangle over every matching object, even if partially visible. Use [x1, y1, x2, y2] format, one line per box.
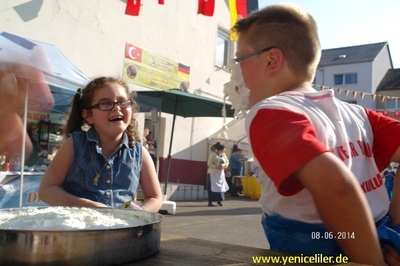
[376, 69, 400, 91]
[318, 42, 388, 67]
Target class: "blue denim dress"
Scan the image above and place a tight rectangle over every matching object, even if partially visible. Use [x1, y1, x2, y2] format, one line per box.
[62, 128, 142, 208]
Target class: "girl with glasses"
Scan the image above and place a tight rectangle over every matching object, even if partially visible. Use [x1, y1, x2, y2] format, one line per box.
[39, 77, 162, 212]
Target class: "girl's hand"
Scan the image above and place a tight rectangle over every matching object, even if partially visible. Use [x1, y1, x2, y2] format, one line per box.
[129, 202, 144, 211]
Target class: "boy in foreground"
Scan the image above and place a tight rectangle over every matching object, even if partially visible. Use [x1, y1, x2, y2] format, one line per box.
[230, 3, 400, 265]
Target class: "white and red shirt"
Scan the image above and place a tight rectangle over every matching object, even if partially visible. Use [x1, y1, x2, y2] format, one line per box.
[245, 89, 400, 223]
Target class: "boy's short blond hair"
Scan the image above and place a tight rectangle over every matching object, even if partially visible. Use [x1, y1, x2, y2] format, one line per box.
[233, 3, 321, 80]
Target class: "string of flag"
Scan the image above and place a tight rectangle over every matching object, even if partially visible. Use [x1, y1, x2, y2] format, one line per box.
[124, 0, 259, 40]
[125, 0, 215, 17]
[313, 84, 400, 103]
[125, 0, 164, 16]
[313, 84, 400, 118]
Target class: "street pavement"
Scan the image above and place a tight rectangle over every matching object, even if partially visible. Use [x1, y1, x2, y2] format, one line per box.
[159, 195, 270, 249]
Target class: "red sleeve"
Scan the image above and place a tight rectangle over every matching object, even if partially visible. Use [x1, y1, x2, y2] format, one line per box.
[365, 108, 400, 172]
[249, 109, 328, 196]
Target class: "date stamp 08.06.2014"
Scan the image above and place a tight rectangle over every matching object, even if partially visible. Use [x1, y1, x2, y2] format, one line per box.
[311, 231, 355, 240]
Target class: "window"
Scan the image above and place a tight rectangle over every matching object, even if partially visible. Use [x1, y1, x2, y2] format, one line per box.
[216, 28, 233, 68]
[387, 99, 400, 109]
[334, 73, 357, 85]
[334, 75, 343, 85]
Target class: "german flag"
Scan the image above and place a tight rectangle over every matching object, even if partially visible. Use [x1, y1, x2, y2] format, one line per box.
[229, 0, 259, 41]
[178, 63, 190, 79]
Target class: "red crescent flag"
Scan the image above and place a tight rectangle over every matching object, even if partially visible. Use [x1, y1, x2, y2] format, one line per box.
[125, 0, 141, 16]
[125, 43, 143, 62]
[198, 0, 215, 16]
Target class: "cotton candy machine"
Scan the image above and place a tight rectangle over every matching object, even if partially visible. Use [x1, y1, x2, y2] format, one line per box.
[0, 207, 163, 265]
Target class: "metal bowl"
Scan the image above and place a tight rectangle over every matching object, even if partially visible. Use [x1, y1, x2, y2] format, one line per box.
[0, 207, 163, 265]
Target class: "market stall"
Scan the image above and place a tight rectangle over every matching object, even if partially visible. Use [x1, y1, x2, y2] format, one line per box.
[0, 31, 90, 208]
[232, 175, 261, 200]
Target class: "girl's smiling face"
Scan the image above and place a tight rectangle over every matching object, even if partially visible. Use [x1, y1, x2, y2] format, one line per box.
[83, 83, 132, 138]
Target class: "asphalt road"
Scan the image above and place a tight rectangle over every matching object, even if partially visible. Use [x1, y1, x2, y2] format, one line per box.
[159, 195, 270, 249]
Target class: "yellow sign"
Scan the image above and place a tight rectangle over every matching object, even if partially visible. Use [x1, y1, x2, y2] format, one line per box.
[123, 43, 190, 91]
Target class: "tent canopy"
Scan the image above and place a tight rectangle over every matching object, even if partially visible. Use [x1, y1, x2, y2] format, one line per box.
[0, 31, 90, 112]
[208, 116, 249, 152]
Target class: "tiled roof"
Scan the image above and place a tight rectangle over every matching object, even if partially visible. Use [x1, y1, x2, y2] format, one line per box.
[376, 69, 400, 91]
[318, 42, 388, 66]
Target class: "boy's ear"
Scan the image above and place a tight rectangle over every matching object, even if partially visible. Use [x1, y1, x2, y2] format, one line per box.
[264, 48, 284, 75]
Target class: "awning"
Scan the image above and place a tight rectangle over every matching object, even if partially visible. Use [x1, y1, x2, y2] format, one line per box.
[208, 116, 249, 152]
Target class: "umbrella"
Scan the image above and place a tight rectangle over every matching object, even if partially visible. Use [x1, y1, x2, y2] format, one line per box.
[0, 31, 90, 207]
[136, 89, 235, 196]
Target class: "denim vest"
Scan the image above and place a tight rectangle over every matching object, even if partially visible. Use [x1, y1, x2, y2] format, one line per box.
[63, 128, 142, 208]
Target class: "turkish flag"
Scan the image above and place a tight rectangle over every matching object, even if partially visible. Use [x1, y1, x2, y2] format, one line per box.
[198, 0, 215, 16]
[125, 43, 143, 62]
[394, 111, 400, 118]
[382, 110, 389, 116]
[159, 0, 164, 4]
[125, 0, 141, 16]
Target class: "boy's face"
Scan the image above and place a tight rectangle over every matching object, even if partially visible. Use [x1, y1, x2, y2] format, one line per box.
[235, 35, 268, 109]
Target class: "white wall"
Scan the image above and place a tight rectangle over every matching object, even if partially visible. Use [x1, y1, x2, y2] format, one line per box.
[1, 0, 233, 162]
[372, 45, 392, 93]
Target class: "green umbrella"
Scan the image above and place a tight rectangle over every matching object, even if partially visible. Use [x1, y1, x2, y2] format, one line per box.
[136, 89, 235, 196]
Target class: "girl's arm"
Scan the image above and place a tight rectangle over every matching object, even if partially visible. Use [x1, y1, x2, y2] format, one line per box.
[38, 138, 107, 207]
[139, 148, 163, 212]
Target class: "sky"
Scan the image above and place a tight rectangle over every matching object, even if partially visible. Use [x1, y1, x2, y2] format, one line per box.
[258, 0, 400, 68]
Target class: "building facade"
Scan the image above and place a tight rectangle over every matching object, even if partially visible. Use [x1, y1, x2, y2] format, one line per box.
[315, 42, 400, 117]
[1, 0, 236, 186]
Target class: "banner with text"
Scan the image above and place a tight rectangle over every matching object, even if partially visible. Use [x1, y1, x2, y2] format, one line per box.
[123, 43, 190, 91]
[0, 174, 48, 209]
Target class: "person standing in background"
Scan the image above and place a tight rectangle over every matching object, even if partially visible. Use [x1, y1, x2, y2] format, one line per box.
[143, 127, 149, 148]
[229, 146, 248, 196]
[230, 147, 248, 176]
[206, 142, 229, 206]
[384, 164, 396, 201]
[146, 131, 157, 166]
[26, 122, 48, 166]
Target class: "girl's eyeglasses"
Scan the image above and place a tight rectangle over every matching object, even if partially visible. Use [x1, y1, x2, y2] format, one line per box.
[89, 100, 133, 111]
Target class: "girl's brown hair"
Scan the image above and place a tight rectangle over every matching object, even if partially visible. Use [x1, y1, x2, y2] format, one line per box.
[64, 76, 140, 147]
